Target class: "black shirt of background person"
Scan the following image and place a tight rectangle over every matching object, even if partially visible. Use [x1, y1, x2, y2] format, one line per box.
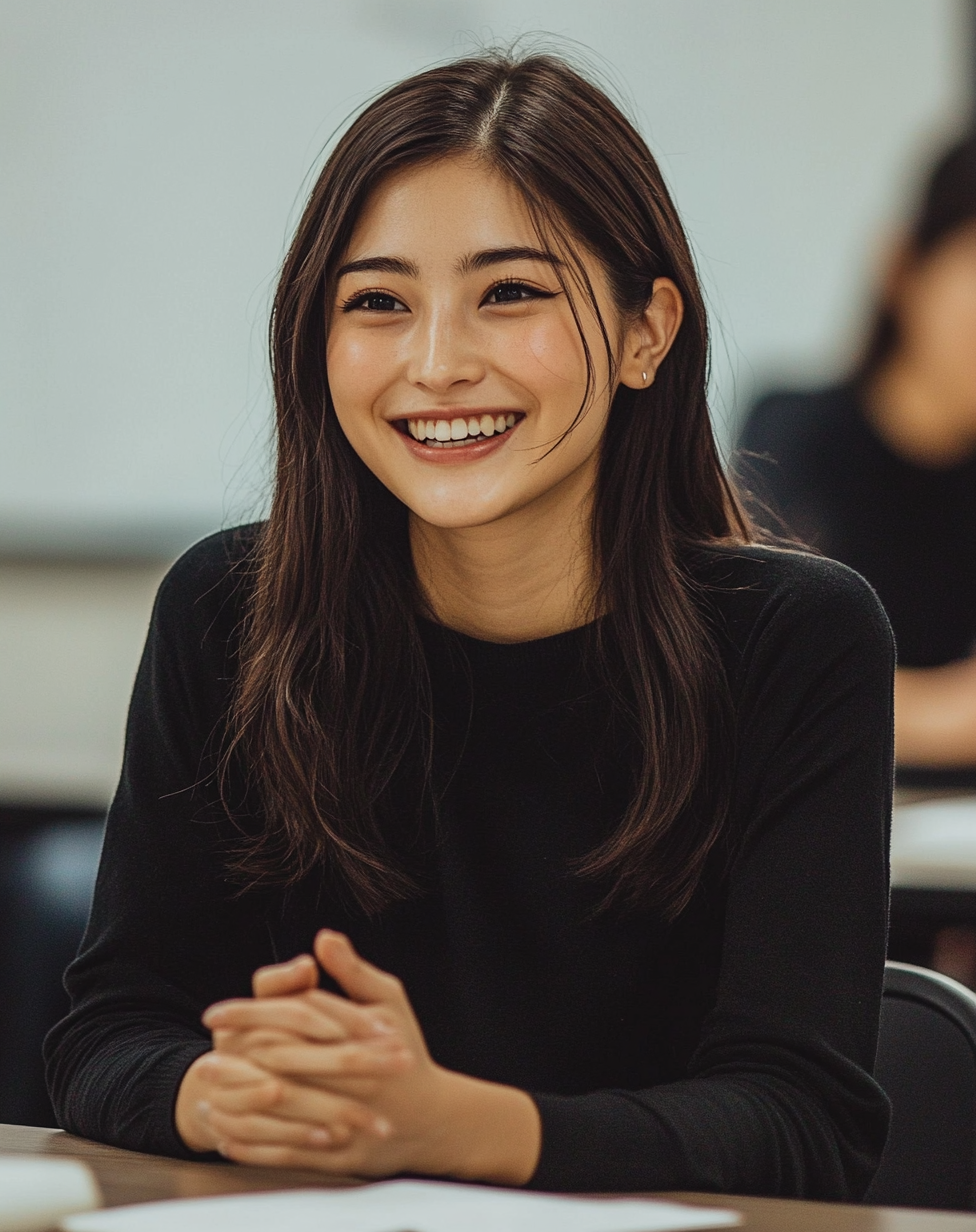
[739, 382, 976, 787]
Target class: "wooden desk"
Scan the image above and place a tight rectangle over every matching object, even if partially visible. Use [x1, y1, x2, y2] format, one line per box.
[2, 1123, 975, 1232]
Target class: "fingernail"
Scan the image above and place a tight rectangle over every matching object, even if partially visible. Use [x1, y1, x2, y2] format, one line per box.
[196, 1100, 211, 1117]
[370, 1018, 394, 1036]
[309, 1127, 332, 1145]
[373, 1116, 392, 1137]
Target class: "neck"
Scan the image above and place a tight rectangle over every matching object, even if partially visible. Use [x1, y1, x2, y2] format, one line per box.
[866, 354, 976, 468]
[410, 471, 598, 644]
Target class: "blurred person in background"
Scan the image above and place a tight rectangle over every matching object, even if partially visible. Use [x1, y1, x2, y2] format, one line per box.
[739, 134, 976, 983]
[741, 135, 976, 781]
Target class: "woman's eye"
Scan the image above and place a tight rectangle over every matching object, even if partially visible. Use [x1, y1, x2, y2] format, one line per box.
[483, 281, 554, 306]
[342, 291, 407, 313]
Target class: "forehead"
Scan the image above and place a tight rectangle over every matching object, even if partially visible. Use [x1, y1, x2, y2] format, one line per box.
[343, 156, 540, 263]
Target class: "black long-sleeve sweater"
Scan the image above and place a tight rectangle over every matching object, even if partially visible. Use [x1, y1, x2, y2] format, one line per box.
[45, 527, 894, 1197]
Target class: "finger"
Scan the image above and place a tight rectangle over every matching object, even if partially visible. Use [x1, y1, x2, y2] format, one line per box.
[211, 1027, 298, 1056]
[215, 1107, 394, 1171]
[207, 1089, 392, 1149]
[193, 1051, 278, 1088]
[214, 1138, 371, 1172]
[204, 998, 348, 1042]
[301, 988, 398, 1040]
[243, 1038, 414, 1081]
[252, 953, 319, 999]
[211, 1076, 388, 1141]
[206, 1106, 342, 1150]
[206, 1078, 284, 1116]
[314, 931, 408, 1009]
[242, 1076, 387, 1128]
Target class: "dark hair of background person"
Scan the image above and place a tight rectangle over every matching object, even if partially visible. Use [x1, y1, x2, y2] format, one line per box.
[222, 50, 754, 921]
[856, 133, 976, 381]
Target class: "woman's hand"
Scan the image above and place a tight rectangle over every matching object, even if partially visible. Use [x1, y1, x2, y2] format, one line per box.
[174, 952, 397, 1159]
[195, 931, 542, 1183]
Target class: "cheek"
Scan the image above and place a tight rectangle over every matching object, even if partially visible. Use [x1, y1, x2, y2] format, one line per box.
[325, 335, 374, 401]
[917, 292, 976, 379]
[492, 320, 591, 411]
[908, 259, 976, 377]
[326, 332, 391, 418]
[495, 317, 589, 393]
[515, 312, 606, 399]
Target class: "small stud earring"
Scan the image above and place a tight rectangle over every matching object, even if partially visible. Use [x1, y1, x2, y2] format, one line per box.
[641, 371, 648, 384]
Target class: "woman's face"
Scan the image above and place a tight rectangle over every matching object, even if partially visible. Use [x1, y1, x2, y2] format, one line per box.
[326, 156, 677, 531]
[894, 220, 976, 416]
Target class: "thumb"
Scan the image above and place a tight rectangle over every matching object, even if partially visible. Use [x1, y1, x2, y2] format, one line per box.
[314, 930, 405, 1008]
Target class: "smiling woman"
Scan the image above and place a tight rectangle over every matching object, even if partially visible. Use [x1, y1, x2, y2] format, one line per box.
[45, 51, 894, 1199]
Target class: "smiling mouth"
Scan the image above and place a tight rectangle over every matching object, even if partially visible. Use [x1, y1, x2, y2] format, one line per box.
[397, 412, 522, 448]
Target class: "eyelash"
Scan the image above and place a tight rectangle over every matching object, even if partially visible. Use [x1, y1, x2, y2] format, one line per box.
[482, 277, 558, 306]
[340, 289, 405, 313]
[339, 278, 558, 314]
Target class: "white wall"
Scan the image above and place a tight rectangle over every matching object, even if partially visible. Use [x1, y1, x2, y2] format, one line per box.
[1, 0, 970, 548]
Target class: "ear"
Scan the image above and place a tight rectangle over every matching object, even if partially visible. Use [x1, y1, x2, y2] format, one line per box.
[618, 277, 684, 390]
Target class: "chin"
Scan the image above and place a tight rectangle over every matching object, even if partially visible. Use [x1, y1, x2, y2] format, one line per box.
[407, 496, 516, 531]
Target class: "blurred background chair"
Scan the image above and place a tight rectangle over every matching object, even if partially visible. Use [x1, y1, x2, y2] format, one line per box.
[0, 811, 104, 1127]
[866, 960, 976, 1211]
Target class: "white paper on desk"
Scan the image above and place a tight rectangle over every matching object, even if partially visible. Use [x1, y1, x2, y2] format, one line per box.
[62, 1178, 740, 1232]
[0, 1157, 100, 1232]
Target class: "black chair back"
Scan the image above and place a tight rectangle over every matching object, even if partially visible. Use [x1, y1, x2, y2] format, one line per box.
[865, 960, 976, 1210]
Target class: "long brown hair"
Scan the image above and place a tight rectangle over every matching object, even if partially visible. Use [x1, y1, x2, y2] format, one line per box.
[223, 50, 752, 919]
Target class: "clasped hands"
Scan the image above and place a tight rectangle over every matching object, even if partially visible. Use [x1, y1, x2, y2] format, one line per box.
[174, 930, 540, 1184]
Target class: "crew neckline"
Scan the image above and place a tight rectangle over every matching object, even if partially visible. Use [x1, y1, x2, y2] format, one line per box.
[417, 612, 603, 668]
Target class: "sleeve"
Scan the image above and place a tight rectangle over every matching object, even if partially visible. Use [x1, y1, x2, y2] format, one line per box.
[528, 556, 894, 1199]
[43, 538, 275, 1158]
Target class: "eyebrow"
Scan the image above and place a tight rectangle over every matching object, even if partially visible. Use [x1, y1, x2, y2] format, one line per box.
[334, 246, 564, 282]
[458, 246, 564, 274]
[334, 256, 419, 280]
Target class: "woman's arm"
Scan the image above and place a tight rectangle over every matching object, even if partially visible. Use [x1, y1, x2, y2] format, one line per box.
[43, 531, 272, 1157]
[895, 657, 976, 766]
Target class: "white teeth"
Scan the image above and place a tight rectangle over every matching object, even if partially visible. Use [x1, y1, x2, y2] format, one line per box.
[405, 414, 519, 445]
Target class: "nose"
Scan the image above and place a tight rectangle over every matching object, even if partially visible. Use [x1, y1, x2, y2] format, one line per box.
[407, 305, 485, 394]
